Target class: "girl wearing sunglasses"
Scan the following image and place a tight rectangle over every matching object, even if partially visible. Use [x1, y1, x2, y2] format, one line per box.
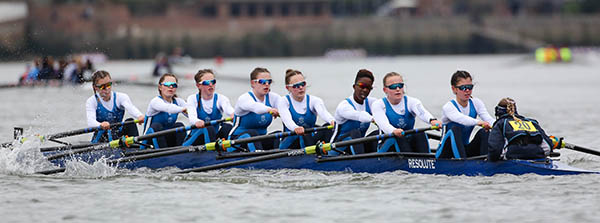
[437, 70, 494, 159]
[278, 69, 335, 150]
[143, 73, 188, 148]
[86, 70, 145, 143]
[330, 69, 378, 155]
[229, 67, 282, 151]
[372, 72, 442, 153]
[184, 69, 234, 146]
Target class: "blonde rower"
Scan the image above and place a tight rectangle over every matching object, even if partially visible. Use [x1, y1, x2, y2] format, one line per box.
[372, 72, 442, 153]
[278, 69, 335, 149]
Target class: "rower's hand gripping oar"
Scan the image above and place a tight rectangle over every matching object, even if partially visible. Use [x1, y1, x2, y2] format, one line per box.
[551, 136, 600, 156]
[174, 126, 439, 174]
[45, 118, 232, 161]
[214, 125, 334, 153]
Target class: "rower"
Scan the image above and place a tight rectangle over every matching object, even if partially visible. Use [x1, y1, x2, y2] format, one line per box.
[86, 70, 144, 143]
[372, 72, 442, 153]
[278, 69, 335, 150]
[142, 73, 188, 148]
[437, 70, 494, 159]
[184, 69, 234, 146]
[330, 69, 378, 155]
[488, 98, 552, 161]
[228, 67, 282, 152]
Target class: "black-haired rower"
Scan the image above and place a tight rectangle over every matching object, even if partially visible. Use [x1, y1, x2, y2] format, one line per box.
[372, 72, 442, 153]
[86, 70, 144, 143]
[278, 69, 335, 150]
[330, 69, 378, 155]
[437, 70, 494, 159]
[142, 73, 188, 148]
[184, 69, 234, 146]
[488, 98, 552, 161]
[229, 67, 282, 151]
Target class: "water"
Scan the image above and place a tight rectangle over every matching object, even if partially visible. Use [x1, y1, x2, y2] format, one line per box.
[1, 54, 600, 222]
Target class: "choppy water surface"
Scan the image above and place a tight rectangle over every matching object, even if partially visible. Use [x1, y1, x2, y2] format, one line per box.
[1, 55, 600, 222]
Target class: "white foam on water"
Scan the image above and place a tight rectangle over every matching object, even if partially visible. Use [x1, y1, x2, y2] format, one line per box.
[62, 156, 118, 178]
[0, 140, 55, 175]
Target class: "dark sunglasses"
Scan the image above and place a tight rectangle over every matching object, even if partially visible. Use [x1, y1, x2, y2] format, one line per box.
[95, 82, 112, 90]
[161, 82, 178, 88]
[199, 79, 217, 86]
[286, 81, 306, 88]
[355, 82, 373, 90]
[253, 79, 273, 85]
[455, 84, 474, 91]
[386, 82, 404, 90]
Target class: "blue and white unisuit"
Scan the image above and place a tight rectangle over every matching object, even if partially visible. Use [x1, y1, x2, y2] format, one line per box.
[230, 92, 273, 136]
[95, 92, 125, 124]
[279, 95, 317, 149]
[445, 99, 477, 145]
[336, 98, 372, 138]
[382, 96, 415, 130]
[144, 96, 182, 132]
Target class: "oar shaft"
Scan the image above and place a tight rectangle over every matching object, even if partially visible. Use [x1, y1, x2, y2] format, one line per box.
[46, 120, 139, 140]
[565, 143, 600, 156]
[228, 125, 333, 146]
[40, 142, 97, 152]
[175, 149, 300, 174]
[45, 118, 232, 161]
[328, 126, 438, 149]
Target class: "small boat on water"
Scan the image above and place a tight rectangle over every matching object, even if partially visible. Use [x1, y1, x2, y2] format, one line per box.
[46, 147, 598, 176]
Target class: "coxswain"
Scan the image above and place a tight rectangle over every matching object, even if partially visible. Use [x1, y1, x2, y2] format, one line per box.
[330, 69, 378, 155]
[373, 72, 442, 153]
[278, 69, 335, 150]
[86, 70, 144, 143]
[487, 98, 552, 161]
[142, 73, 188, 148]
[437, 70, 494, 158]
[184, 69, 234, 146]
[228, 67, 282, 151]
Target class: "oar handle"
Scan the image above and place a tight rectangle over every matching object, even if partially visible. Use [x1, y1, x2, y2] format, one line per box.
[217, 125, 334, 150]
[316, 126, 439, 154]
[122, 117, 233, 148]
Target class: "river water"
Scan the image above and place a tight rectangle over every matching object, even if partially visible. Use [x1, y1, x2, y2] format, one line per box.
[1, 54, 600, 222]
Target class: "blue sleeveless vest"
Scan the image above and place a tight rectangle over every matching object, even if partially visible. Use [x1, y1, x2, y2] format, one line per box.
[196, 93, 222, 122]
[383, 96, 415, 130]
[337, 98, 371, 138]
[95, 92, 124, 124]
[283, 95, 317, 131]
[446, 99, 477, 145]
[145, 96, 180, 130]
[231, 92, 273, 136]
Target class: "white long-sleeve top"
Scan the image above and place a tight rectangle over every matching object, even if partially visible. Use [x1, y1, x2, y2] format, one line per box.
[334, 96, 376, 125]
[441, 98, 494, 126]
[278, 94, 335, 130]
[186, 93, 234, 124]
[372, 96, 435, 134]
[85, 91, 143, 127]
[146, 96, 187, 117]
[233, 91, 282, 116]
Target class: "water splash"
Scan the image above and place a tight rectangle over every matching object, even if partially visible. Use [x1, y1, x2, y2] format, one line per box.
[62, 156, 118, 178]
[0, 140, 55, 175]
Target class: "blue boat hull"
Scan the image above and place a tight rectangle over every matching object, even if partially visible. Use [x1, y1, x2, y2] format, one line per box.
[47, 148, 598, 176]
[110, 150, 597, 176]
